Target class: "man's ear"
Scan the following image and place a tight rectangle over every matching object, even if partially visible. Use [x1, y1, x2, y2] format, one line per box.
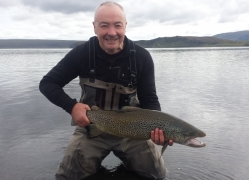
[92, 22, 96, 34]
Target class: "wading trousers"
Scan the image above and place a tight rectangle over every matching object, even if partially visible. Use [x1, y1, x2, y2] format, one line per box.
[56, 126, 166, 180]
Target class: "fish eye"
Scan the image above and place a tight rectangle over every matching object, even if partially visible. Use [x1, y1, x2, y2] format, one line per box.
[184, 133, 189, 136]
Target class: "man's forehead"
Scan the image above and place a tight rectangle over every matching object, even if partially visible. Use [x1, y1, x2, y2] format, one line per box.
[94, 5, 126, 22]
[99, 21, 124, 24]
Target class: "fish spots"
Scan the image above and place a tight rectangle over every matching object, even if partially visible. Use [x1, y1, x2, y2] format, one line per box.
[86, 107, 206, 145]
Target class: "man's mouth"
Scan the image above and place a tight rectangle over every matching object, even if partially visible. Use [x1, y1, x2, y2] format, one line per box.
[105, 36, 119, 42]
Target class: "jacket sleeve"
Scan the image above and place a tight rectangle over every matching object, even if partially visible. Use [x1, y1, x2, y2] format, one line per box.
[136, 46, 161, 111]
[39, 45, 86, 114]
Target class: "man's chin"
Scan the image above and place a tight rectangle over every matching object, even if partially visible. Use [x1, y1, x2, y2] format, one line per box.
[101, 41, 123, 54]
[104, 46, 120, 54]
[105, 41, 118, 46]
[106, 48, 117, 54]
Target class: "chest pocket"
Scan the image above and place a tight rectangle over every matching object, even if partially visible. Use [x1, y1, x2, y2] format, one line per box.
[79, 78, 138, 110]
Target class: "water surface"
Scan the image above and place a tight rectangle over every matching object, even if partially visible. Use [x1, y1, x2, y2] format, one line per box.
[0, 47, 249, 180]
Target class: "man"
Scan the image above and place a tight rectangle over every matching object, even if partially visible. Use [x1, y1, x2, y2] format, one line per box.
[39, 1, 173, 179]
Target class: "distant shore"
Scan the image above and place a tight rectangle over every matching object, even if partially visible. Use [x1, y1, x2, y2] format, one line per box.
[0, 36, 249, 49]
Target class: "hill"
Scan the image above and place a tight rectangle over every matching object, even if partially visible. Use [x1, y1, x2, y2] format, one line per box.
[0, 39, 81, 49]
[135, 36, 248, 48]
[213, 30, 249, 41]
[70, 36, 249, 48]
[0, 35, 249, 49]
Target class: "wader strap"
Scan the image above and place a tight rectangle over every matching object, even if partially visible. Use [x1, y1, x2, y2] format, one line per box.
[128, 40, 137, 88]
[88, 37, 137, 87]
[88, 37, 96, 83]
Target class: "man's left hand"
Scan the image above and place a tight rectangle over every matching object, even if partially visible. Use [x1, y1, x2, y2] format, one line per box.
[151, 128, 174, 146]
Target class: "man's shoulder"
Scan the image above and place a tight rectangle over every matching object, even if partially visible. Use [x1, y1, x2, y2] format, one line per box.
[126, 37, 150, 55]
[134, 43, 151, 59]
[74, 36, 97, 50]
[134, 43, 148, 53]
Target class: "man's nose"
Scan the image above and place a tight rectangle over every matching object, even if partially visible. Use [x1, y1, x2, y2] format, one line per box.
[107, 26, 117, 36]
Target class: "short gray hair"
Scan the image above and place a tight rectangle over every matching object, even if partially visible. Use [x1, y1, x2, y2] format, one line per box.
[94, 1, 126, 22]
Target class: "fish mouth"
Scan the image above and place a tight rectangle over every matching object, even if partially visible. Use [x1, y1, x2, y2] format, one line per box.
[183, 130, 206, 147]
[184, 138, 206, 147]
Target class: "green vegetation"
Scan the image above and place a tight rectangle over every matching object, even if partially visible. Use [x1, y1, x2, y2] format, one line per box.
[135, 36, 248, 48]
[1, 32, 249, 49]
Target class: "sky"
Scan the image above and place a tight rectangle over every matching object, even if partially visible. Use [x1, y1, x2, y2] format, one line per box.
[1, 0, 249, 41]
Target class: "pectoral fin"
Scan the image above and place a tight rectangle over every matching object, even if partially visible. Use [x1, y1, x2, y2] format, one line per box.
[120, 138, 133, 152]
[161, 141, 168, 156]
[88, 124, 103, 138]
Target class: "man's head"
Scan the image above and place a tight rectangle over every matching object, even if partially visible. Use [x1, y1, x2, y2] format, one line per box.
[93, 1, 127, 54]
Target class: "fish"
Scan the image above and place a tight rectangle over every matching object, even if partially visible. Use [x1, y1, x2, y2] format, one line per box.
[86, 106, 206, 155]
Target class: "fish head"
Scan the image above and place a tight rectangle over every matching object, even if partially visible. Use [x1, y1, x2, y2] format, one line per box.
[182, 129, 206, 147]
[171, 125, 206, 147]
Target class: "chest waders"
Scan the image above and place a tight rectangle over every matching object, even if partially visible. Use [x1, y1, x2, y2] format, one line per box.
[71, 37, 139, 126]
[57, 37, 167, 180]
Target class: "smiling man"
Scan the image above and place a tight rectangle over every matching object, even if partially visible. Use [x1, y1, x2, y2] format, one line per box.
[93, 3, 126, 54]
[39, 1, 173, 180]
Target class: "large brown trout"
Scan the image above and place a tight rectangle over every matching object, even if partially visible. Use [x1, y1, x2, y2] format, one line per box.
[86, 106, 206, 155]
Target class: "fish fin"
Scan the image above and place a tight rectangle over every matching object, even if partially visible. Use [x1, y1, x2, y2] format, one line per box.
[120, 106, 141, 112]
[120, 138, 133, 152]
[87, 124, 103, 138]
[91, 106, 100, 111]
[161, 141, 168, 156]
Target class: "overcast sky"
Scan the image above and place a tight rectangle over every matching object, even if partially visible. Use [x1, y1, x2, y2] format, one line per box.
[1, 0, 248, 40]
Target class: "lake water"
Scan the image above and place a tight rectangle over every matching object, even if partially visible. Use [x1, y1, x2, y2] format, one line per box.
[0, 47, 249, 180]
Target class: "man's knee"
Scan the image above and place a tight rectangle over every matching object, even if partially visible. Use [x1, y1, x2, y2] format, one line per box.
[117, 140, 167, 179]
[55, 131, 112, 180]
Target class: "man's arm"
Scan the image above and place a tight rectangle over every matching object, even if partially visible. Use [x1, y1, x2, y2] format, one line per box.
[39, 46, 84, 114]
[39, 45, 93, 127]
[135, 46, 173, 146]
[135, 47, 160, 111]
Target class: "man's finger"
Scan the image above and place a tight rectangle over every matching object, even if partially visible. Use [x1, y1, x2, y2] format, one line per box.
[151, 130, 155, 142]
[154, 128, 159, 144]
[168, 140, 174, 146]
[159, 129, 164, 145]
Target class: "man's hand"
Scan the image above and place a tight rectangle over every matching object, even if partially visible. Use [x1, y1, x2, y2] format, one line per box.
[71, 103, 91, 127]
[151, 128, 173, 146]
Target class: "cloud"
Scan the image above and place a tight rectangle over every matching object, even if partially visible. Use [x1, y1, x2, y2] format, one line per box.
[124, 0, 212, 28]
[21, 0, 104, 14]
[0, 0, 21, 7]
[1, 0, 248, 40]
[217, 0, 249, 23]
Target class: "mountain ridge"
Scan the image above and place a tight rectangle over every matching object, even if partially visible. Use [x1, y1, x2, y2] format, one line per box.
[1, 30, 249, 49]
[213, 30, 249, 41]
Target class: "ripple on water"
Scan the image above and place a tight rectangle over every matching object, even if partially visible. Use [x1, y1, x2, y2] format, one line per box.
[162, 144, 236, 180]
[169, 164, 235, 180]
[1, 48, 249, 180]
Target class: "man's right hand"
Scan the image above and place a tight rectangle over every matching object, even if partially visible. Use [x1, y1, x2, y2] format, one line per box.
[71, 103, 91, 127]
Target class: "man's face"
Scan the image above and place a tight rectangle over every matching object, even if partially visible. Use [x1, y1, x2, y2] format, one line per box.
[93, 5, 127, 54]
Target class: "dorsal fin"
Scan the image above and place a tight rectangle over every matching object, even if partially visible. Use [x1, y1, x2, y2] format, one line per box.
[120, 106, 141, 112]
[91, 106, 100, 111]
